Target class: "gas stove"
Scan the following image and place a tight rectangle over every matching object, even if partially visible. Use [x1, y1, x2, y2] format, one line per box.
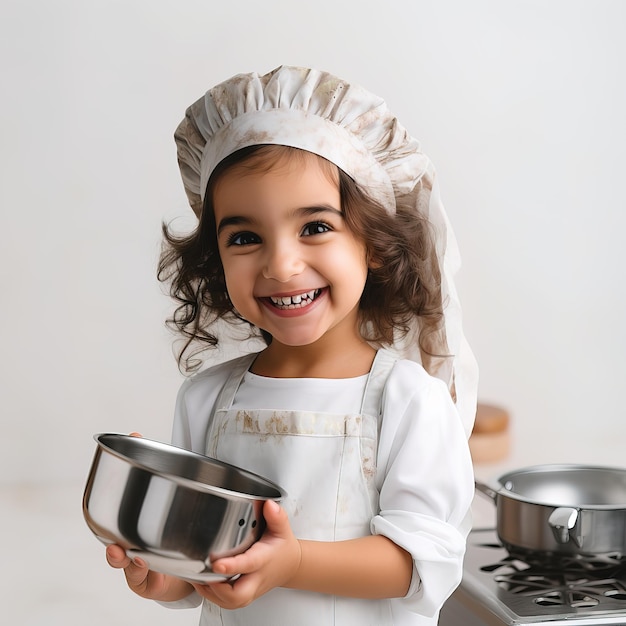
[440, 528, 626, 625]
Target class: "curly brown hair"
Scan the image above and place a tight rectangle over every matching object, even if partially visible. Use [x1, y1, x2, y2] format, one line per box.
[158, 145, 448, 375]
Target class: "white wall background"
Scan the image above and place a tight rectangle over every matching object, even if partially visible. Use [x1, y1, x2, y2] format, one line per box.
[1, 0, 625, 622]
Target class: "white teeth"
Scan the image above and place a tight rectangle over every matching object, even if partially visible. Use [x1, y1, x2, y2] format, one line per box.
[269, 289, 320, 309]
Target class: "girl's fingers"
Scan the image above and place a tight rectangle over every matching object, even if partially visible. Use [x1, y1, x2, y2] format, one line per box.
[106, 544, 131, 568]
[193, 579, 252, 608]
[212, 501, 291, 576]
[262, 499, 285, 530]
[105, 545, 150, 589]
[123, 559, 151, 590]
[212, 553, 250, 577]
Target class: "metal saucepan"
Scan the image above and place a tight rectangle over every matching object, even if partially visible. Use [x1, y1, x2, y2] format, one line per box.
[475, 464, 626, 558]
[83, 433, 285, 582]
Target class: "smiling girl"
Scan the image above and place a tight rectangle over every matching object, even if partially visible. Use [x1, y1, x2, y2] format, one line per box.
[106, 66, 478, 625]
[212, 149, 369, 366]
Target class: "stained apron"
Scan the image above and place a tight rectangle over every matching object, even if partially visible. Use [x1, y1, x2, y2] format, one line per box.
[200, 349, 398, 626]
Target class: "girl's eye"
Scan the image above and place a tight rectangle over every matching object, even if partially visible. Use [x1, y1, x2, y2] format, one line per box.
[226, 231, 261, 246]
[301, 222, 331, 237]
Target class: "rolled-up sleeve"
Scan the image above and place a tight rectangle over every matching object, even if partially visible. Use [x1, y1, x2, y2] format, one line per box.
[371, 360, 474, 618]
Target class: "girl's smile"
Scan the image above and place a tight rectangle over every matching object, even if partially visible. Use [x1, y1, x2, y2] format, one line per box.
[262, 288, 325, 315]
[212, 152, 369, 353]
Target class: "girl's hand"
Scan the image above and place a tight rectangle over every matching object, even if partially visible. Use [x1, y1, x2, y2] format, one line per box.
[105, 544, 193, 602]
[192, 500, 301, 609]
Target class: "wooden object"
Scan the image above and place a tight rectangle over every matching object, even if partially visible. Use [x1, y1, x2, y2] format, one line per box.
[469, 403, 511, 464]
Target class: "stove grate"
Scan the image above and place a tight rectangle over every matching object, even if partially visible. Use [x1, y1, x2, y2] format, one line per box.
[478, 544, 626, 610]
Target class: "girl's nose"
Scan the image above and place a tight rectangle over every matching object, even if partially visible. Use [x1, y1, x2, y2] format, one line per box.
[261, 242, 304, 282]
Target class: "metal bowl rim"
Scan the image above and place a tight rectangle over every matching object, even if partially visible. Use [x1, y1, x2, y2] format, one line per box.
[93, 433, 285, 501]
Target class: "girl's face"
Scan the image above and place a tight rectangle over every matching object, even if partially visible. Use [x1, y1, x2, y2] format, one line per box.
[213, 152, 369, 351]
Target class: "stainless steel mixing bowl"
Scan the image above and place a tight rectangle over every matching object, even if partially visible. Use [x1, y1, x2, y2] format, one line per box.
[83, 433, 285, 582]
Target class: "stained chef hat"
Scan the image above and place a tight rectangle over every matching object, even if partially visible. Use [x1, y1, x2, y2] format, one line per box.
[174, 66, 478, 435]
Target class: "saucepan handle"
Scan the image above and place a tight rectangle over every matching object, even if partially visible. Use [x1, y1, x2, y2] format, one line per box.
[548, 506, 581, 545]
[474, 480, 498, 502]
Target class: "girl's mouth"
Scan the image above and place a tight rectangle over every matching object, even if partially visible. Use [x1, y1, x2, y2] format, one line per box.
[266, 288, 323, 310]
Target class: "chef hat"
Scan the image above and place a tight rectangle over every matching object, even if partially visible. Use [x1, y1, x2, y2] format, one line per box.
[174, 66, 478, 435]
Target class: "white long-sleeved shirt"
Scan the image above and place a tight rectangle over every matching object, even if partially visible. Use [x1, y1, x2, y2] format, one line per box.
[166, 354, 474, 625]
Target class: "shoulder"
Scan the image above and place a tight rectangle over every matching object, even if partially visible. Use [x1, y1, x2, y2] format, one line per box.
[178, 353, 256, 400]
[381, 353, 459, 431]
[384, 353, 450, 400]
[172, 353, 259, 452]
[376, 355, 469, 481]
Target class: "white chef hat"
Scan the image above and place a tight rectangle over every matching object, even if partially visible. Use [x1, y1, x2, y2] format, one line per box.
[174, 66, 478, 435]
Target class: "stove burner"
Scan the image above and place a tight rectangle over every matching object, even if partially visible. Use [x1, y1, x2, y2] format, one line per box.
[478, 543, 626, 610]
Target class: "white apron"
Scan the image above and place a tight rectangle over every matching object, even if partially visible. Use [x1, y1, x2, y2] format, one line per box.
[200, 350, 398, 626]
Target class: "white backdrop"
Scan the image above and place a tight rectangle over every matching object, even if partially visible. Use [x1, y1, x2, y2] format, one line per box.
[2, 0, 625, 484]
[3, 1, 626, 623]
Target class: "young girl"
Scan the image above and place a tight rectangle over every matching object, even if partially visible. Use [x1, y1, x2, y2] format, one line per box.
[106, 66, 478, 625]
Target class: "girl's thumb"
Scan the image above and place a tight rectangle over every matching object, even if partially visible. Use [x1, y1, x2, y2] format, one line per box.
[265, 499, 281, 515]
[264, 499, 283, 526]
